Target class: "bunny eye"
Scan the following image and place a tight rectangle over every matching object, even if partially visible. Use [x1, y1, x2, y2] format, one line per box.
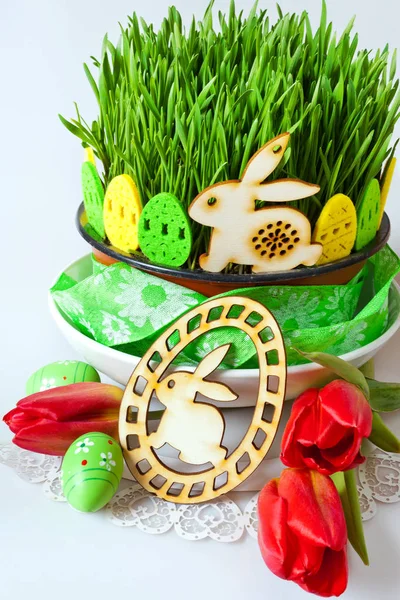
[167, 379, 176, 389]
[272, 144, 282, 154]
[207, 197, 217, 206]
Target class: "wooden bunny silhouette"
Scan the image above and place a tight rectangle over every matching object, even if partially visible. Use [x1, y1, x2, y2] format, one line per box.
[151, 345, 237, 465]
[189, 133, 323, 273]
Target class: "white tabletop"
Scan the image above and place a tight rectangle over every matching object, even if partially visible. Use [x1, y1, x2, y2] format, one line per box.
[2, 0, 400, 598]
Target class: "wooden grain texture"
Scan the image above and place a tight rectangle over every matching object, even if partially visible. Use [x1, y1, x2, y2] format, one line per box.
[188, 133, 322, 273]
[119, 296, 286, 503]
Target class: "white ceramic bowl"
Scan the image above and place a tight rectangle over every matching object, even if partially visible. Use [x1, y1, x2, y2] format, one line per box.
[49, 255, 400, 407]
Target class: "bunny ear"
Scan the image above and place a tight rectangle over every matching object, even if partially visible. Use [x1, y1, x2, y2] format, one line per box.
[197, 380, 238, 402]
[242, 133, 290, 184]
[195, 344, 231, 379]
[256, 179, 320, 202]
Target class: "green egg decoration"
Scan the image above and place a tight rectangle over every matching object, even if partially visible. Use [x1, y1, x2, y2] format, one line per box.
[62, 432, 123, 512]
[26, 361, 100, 395]
[82, 161, 105, 239]
[354, 179, 381, 251]
[138, 192, 192, 267]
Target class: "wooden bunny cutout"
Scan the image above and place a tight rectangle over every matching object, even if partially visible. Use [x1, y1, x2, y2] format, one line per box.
[151, 344, 237, 465]
[189, 133, 323, 273]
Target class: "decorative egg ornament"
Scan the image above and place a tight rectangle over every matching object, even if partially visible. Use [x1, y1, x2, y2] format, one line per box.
[119, 296, 286, 504]
[82, 161, 105, 239]
[26, 361, 100, 395]
[138, 193, 192, 267]
[312, 194, 357, 265]
[103, 174, 142, 252]
[379, 157, 396, 226]
[62, 433, 123, 512]
[355, 179, 381, 251]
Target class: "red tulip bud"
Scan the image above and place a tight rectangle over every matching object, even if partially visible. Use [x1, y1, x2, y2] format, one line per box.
[258, 468, 348, 597]
[281, 380, 373, 475]
[3, 383, 124, 455]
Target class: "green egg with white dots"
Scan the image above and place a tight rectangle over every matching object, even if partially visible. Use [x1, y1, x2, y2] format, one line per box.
[138, 192, 192, 267]
[62, 433, 123, 512]
[26, 361, 100, 395]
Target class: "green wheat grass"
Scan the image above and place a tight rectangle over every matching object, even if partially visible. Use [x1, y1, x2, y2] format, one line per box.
[60, 1, 400, 270]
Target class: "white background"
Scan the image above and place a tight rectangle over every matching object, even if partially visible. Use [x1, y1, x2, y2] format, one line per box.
[0, 1, 400, 599]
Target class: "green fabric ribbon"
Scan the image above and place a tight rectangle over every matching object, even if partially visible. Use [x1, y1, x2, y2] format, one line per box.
[50, 245, 400, 368]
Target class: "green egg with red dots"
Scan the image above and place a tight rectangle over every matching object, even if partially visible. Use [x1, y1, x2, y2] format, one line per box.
[25, 361, 100, 395]
[62, 433, 123, 512]
[138, 192, 192, 267]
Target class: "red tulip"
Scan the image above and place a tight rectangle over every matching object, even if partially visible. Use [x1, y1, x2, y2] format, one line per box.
[258, 468, 348, 597]
[3, 383, 123, 455]
[281, 380, 372, 475]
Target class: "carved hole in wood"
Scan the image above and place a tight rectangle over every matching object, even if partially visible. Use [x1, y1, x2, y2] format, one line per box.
[258, 325, 274, 344]
[236, 452, 251, 474]
[136, 458, 152, 475]
[207, 306, 224, 322]
[213, 471, 229, 491]
[127, 434, 140, 451]
[207, 197, 217, 206]
[262, 403, 275, 424]
[189, 482, 206, 497]
[226, 304, 246, 319]
[167, 482, 185, 497]
[126, 406, 139, 424]
[267, 375, 280, 393]
[187, 314, 202, 333]
[133, 375, 148, 397]
[252, 428, 267, 450]
[166, 329, 180, 351]
[244, 311, 263, 327]
[149, 474, 167, 490]
[266, 349, 279, 366]
[147, 351, 162, 373]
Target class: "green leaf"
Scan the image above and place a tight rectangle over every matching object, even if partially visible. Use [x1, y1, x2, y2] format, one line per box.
[331, 470, 369, 566]
[295, 350, 370, 400]
[369, 412, 400, 452]
[366, 378, 400, 412]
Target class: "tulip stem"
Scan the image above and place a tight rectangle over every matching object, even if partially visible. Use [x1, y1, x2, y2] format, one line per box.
[369, 412, 400, 452]
[359, 359, 375, 379]
[331, 470, 369, 566]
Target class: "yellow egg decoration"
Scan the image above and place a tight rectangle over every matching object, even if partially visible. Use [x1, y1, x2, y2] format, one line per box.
[104, 174, 142, 252]
[312, 194, 357, 265]
[379, 157, 396, 226]
[119, 296, 286, 504]
[84, 147, 96, 165]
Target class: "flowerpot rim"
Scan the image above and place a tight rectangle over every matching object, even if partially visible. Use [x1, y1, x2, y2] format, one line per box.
[76, 202, 390, 284]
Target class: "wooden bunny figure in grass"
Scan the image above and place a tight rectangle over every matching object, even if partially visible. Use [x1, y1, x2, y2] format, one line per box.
[189, 132, 323, 273]
[151, 344, 237, 465]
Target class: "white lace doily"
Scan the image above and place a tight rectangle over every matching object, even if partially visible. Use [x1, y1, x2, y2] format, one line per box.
[1, 444, 399, 542]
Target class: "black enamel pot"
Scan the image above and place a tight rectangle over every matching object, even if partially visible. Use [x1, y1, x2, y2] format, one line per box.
[76, 203, 390, 297]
